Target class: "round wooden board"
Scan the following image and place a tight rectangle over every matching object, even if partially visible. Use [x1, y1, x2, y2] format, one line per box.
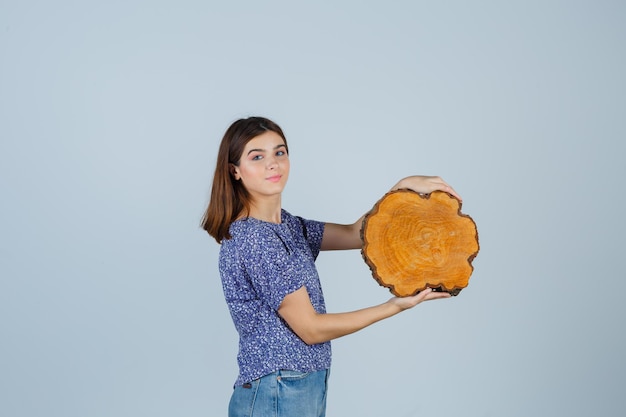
[361, 189, 479, 297]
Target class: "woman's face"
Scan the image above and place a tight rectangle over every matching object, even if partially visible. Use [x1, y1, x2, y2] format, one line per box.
[231, 131, 290, 200]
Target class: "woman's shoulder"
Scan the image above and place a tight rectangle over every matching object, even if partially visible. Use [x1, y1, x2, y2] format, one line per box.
[225, 216, 284, 247]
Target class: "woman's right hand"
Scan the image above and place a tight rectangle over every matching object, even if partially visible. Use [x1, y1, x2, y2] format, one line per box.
[387, 288, 452, 311]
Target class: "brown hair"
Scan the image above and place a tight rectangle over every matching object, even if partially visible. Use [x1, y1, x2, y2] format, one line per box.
[201, 116, 288, 243]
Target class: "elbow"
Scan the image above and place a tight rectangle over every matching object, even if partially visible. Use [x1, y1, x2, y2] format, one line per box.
[296, 328, 326, 346]
[300, 332, 322, 346]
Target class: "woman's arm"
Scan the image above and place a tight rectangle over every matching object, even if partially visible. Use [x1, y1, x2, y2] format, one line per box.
[278, 286, 450, 345]
[320, 175, 460, 251]
[320, 216, 364, 251]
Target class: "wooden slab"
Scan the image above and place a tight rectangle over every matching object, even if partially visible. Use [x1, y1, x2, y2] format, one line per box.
[361, 189, 479, 297]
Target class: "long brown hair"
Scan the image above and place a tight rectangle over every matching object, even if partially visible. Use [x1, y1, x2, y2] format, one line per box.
[201, 116, 288, 243]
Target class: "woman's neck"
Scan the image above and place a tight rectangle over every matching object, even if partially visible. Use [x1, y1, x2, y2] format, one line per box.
[247, 197, 282, 223]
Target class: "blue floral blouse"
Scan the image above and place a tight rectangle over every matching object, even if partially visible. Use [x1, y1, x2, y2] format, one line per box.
[219, 209, 332, 387]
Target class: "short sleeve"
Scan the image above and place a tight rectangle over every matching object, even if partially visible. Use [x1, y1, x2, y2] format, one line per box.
[239, 225, 305, 311]
[296, 216, 325, 260]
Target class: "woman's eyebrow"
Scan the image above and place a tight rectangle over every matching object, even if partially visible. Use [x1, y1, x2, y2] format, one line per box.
[246, 143, 286, 155]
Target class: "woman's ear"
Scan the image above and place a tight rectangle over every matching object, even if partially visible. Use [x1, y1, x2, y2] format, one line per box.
[229, 163, 240, 180]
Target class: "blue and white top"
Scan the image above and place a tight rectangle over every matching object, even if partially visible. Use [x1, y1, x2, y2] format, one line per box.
[219, 209, 332, 387]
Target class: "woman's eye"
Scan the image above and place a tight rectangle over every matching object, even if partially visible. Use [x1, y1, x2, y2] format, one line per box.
[251, 154, 263, 161]
[276, 150, 286, 157]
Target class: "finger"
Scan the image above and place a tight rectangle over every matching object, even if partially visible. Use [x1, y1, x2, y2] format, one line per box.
[425, 291, 452, 301]
[416, 288, 433, 301]
[433, 178, 462, 201]
[445, 185, 462, 201]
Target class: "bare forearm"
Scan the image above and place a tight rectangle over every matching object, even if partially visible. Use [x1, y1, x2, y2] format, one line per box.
[320, 215, 365, 250]
[279, 287, 449, 345]
[298, 301, 402, 345]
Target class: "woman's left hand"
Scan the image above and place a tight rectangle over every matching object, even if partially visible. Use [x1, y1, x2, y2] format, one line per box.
[391, 175, 462, 201]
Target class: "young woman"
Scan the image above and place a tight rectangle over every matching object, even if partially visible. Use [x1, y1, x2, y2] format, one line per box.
[201, 116, 459, 417]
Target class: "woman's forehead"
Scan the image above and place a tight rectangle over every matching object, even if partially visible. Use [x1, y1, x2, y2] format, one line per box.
[244, 131, 286, 151]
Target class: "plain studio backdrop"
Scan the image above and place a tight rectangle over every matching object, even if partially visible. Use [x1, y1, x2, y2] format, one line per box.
[1, 1, 624, 416]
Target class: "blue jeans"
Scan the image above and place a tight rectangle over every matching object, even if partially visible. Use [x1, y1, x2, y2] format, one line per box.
[228, 369, 330, 417]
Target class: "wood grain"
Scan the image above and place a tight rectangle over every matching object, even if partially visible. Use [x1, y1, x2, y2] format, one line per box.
[361, 189, 479, 296]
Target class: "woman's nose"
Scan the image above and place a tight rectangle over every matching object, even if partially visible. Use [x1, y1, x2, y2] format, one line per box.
[266, 155, 278, 169]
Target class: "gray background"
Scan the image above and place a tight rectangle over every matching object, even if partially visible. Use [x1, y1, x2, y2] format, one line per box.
[1, 1, 624, 416]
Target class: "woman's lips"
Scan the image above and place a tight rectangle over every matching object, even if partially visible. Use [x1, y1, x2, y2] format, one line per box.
[267, 175, 282, 183]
